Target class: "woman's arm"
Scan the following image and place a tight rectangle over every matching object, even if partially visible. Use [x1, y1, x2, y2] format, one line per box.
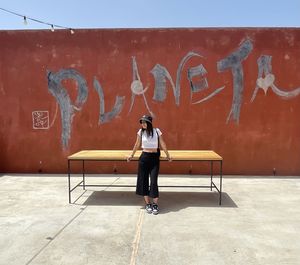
[127, 135, 141, 161]
[159, 135, 172, 161]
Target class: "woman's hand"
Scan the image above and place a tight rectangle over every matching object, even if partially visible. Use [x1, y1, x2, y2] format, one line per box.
[127, 155, 133, 162]
[167, 156, 172, 162]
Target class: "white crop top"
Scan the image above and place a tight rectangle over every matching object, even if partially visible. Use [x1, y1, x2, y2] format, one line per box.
[137, 128, 162, 149]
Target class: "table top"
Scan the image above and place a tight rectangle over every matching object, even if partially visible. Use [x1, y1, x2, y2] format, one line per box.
[68, 150, 223, 161]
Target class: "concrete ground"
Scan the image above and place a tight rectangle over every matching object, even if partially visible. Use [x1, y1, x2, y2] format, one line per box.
[0, 174, 300, 265]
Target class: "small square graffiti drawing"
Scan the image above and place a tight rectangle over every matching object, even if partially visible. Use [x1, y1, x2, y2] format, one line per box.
[32, 111, 49, 129]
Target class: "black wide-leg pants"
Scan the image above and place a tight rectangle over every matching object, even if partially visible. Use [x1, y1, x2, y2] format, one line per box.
[136, 152, 160, 198]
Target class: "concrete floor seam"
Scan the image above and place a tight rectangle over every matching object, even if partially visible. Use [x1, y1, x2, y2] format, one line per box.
[25, 207, 87, 265]
[130, 209, 145, 265]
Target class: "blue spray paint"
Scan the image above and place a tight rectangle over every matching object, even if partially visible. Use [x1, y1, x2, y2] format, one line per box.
[251, 55, 300, 101]
[93, 77, 125, 124]
[217, 39, 253, 124]
[151, 51, 202, 105]
[47, 68, 88, 149]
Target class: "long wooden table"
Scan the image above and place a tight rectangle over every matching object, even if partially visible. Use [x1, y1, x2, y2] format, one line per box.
[68, 150, 223, 204]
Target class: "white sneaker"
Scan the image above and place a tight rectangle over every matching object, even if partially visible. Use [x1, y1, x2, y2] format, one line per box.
[152, 204, 159, 215]
[145, 203, 153, 214]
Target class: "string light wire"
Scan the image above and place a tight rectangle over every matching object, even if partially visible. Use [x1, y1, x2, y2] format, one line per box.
[0, 7, 75, 34]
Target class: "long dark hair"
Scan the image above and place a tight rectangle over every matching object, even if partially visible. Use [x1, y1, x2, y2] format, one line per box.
[142, 121, 154, 137]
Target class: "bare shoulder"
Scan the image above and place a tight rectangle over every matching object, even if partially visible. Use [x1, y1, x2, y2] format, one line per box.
[155, 127, 163, 135]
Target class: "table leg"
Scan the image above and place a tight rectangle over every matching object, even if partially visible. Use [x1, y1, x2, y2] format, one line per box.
[219, 160, 223, 205]
[210, 161, 213, 191]
[82, 160, 86, 190]
[68, 160, 71, 204]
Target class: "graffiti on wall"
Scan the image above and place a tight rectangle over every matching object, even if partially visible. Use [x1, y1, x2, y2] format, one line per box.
[251, 55, 300, 101]
[93, 77, 125, 124]
[47, 69, 88, 148]
[43, 38, 300, 149]
[217, 39, 253, 123]
[150, 51, 225, 107]
[151, 51, 202, 105]
[32, 111, 49, 129]
[129, 56, 153, 116]
[47, 69, 125, 148]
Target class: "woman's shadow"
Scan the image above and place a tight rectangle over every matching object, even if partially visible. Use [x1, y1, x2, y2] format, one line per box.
[82, 190, 237, 213]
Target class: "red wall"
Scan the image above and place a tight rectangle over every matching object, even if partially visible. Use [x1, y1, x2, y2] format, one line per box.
[0, 28, 300, 175]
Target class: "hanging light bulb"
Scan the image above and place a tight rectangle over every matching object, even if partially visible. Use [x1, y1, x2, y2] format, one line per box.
[23, 16, 28, 25]
[0, 7, 75, 33]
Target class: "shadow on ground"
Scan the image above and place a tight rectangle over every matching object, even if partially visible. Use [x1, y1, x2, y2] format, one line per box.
[80, 190, 237, 213]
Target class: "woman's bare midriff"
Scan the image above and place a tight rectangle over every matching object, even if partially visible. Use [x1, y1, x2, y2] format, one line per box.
[143, 148, 158, 153]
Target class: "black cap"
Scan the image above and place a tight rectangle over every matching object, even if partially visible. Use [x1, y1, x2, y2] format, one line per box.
[139, 115, 152, 124]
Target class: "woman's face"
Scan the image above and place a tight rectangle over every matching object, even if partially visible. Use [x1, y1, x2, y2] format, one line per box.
[141, 121, 147, 129]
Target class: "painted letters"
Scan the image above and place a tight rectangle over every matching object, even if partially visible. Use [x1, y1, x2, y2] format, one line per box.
[218, 39, 253, 124]
[47, 69, 88, 149]
[93, 77, 125, 124]
[251, 55, 300, 101]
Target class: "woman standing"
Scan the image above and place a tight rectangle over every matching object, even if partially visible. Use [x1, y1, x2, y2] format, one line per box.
[127, 115, 172, 215]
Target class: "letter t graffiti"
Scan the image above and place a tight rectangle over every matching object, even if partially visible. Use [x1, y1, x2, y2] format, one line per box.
[217, 39, 253, 124]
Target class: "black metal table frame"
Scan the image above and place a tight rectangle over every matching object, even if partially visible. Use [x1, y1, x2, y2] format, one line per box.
[68, 159, 223, 205]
